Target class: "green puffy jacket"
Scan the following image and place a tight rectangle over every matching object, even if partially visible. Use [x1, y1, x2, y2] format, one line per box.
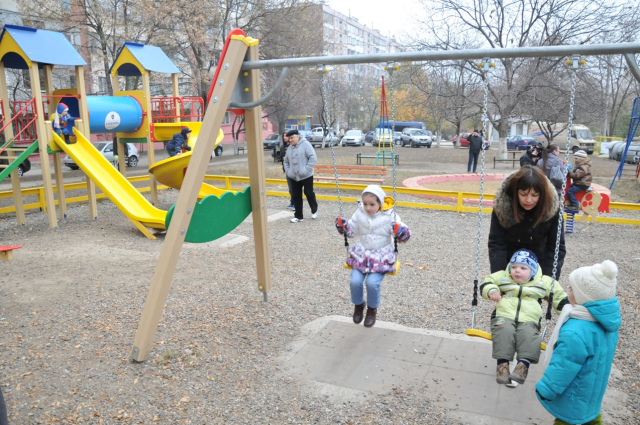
[481, 267, 569, 323]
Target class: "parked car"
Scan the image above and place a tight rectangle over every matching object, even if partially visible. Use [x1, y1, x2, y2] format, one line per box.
[506, 135, 538, 151]
[263, 133, 280, 150]
[63, 141, 139, 170]
[341, 129, 365, 147]
[307, 127, 339, 147]
[400, 128, 432, 148]
[454, 133, 490, 149]
[394, 131, 402, 145]
[365, 130, 375, 144]
[373, 128, 394, 147]
[0, 157, 30, 179]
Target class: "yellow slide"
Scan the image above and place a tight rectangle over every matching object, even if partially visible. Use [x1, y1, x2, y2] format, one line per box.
[52, 130, 167, 230]
[149, 124, 225, 198]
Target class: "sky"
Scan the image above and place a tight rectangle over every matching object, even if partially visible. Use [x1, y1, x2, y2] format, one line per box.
[325, 0, 422, 41]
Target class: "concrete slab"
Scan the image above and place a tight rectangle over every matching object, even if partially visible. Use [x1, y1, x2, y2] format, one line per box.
[243, 209, 293, 224]
[182, 233, 248, 250]
[283, 316, 556, 423]
[283, 316, 630, 423]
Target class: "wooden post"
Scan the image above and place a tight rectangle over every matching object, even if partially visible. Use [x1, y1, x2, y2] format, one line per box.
[130, 38, 248, 362]
[0, 62, 25, 225]
[171, 73, 181, 122]
[43, 65, 67, 219]
[75, 66, 98, 220]
[29, 63, 58, 228]
[141, 72, 158, 205]
[244, 43, 273, 297]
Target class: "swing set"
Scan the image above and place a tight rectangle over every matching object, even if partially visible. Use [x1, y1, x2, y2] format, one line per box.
[129, 31, 640, 361]
[465, 57, 583, 353]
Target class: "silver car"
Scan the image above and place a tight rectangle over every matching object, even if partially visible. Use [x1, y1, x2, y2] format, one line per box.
[341, 130, 365, 147]
[401, 128, 432, 148]
[63, 141, 139, 170]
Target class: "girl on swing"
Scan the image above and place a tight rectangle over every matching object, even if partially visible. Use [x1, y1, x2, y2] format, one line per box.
[335, 185, 411, 327]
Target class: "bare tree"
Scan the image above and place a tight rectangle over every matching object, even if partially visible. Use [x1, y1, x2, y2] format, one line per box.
[417, 0, 626, 155]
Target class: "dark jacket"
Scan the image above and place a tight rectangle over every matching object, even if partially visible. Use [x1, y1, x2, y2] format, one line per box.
[568, 158, 592, 187]
[166, 133, 191, 153]
[519, 151, 538, 167]
[488, 172, 566, 278]
[537, 152, 565, 195]
[467, 133, 484, 154]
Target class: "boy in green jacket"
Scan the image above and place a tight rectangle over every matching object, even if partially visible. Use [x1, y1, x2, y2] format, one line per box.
[481, 249, 569, 385]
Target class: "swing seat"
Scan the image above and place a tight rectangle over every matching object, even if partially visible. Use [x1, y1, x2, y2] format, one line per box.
[465, 328, 547, 351]
[344, 261, 400, 276]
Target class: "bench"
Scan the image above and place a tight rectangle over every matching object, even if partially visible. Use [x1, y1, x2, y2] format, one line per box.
[0, 245, 22, 261]
[493, 157, 520, 168]
[314, 164, 387, 184]
[356, 153, 399, 165]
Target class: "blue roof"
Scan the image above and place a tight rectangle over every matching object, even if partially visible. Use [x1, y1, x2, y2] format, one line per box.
[0, 25, 86, 69]
[110, 42, 179, 76]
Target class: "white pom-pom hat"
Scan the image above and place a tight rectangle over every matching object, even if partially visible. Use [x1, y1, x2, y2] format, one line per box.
[569, 260, 618, 305]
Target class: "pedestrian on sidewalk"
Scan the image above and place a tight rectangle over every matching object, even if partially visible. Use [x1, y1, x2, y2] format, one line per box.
[467, 129, 484, 173]
[283, 129, 318, 223]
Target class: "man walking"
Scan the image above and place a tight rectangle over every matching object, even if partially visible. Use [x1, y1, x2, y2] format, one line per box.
[467, 129, 484, 173]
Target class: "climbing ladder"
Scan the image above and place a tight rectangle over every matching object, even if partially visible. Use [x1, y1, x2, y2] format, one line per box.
[610, 96, 640, 189]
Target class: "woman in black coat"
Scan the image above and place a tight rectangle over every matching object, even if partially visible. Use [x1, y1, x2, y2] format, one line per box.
[488, 165, 566, 279]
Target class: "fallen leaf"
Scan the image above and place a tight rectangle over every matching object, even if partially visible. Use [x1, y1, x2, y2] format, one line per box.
[406, 263, 414, 267]
[179, 397, 190, 404]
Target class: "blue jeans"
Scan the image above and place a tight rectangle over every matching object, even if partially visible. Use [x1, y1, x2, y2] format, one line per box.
[468, 151, 479, 172]
[567, 184, 588, 206]
[350, 269, 384, 308]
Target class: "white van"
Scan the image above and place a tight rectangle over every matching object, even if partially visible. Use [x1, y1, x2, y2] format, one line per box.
[528, 123, 595, 154]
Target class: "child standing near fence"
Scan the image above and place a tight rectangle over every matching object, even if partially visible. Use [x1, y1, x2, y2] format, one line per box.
[335, 185, 410, 327]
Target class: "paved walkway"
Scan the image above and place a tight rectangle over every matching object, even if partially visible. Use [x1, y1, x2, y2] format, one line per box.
[282, 316, 625, 424]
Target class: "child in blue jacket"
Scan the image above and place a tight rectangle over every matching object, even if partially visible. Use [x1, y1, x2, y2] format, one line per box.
[52, 103, 76, 143]
[536, 260, 620, 425]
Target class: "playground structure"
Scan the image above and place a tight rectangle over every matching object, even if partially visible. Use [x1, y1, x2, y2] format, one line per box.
[0, 25, 229, 239]
[610, 95, 640, 193]
[2, 23, 640, 364]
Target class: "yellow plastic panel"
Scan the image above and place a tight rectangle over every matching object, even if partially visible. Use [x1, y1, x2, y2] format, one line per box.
[115, 90, 149, 138]
[52, 130, 166, 229]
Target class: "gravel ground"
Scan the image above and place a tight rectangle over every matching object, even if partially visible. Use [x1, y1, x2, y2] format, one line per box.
[1, 144, 639, 424]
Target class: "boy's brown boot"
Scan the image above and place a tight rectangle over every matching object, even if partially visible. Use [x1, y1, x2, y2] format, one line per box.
[353, 302, 366, 324]
[496, 363, 511, 384]
[509, 362, 529, 384]
[363, 307, 377, 327]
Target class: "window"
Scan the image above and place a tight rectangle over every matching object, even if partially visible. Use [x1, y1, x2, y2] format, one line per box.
[98, 77, 108, 94]
[222, 111, 230, 125]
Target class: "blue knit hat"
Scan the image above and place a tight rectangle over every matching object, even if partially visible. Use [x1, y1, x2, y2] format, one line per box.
[56, 103, 68, 114]
[510, 249, 539, 279]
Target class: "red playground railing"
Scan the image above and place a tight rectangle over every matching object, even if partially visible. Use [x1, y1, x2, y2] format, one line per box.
[150, 96, 204, 123]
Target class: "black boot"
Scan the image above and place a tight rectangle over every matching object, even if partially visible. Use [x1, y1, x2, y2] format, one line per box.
[364, 307, 377, 327]
[353, 302, 366, 324]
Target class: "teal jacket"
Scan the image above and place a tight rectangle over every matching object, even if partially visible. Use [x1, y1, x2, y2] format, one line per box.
[481, 267, 568, 323]
[536, 298, 620, 424]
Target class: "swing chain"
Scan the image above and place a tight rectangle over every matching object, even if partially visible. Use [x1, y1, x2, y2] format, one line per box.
[388, 62, 398, 225]
[321, 66, 343, 220]
[471, 74, 490, 330]
[543, 64, 578, 339]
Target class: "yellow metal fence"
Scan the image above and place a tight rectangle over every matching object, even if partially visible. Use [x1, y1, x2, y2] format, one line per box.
[1, 174, 639, 225]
